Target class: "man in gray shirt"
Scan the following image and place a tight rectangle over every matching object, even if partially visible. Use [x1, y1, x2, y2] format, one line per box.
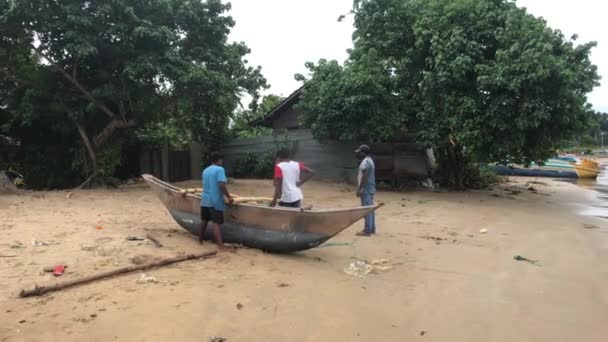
[355, 144, 376, 236]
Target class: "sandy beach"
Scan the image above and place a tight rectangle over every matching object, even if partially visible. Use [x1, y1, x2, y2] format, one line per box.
[1, 172, 607, 341]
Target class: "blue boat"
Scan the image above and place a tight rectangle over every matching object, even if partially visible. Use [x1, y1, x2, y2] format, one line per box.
[491, 165, 578, 179]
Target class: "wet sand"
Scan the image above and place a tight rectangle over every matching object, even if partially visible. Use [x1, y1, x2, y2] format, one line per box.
[0, 175, 607, 341]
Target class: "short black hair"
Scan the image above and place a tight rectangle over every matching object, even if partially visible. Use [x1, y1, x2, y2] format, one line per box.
[275, 148, 289, 159]
[209, 152, 224, 163]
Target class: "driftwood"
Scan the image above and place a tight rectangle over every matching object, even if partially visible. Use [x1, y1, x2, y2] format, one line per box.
[146, 234, 163, 247]
[19, 251, 217, 298]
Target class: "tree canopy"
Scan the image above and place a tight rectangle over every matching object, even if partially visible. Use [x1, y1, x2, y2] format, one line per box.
[297, 0, 600, 187]
[0, 0, 266, 188]
[230, 94, 283, 138]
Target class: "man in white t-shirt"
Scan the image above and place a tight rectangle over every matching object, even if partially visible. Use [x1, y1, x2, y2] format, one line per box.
[270, 148, 314, 208]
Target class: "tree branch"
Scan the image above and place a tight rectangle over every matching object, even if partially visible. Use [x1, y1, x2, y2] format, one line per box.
[0, 67, 33, 87]
[31, 45, 117, 120]
[93, 119, 136, 149]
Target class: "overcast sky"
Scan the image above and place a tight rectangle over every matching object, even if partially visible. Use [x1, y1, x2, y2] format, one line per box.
[226, 0, 606, 112]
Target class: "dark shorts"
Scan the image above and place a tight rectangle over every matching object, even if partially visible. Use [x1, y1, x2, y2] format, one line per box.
[279, 200, 301, 208]
[200, 207, 224, 224]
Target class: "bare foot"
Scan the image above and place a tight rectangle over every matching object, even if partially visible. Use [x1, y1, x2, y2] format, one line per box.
[356, 231, 371, 237]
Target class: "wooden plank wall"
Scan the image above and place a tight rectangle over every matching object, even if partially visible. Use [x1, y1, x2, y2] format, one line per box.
[221, 129, 431, 184]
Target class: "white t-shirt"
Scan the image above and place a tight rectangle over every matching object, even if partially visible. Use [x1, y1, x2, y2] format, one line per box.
[274, 161, 305, 203]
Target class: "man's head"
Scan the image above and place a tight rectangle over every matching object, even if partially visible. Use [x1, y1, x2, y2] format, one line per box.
[355, 144, 370, 160]
[209, 152, 224, 166]
[275, 148, 290, 163]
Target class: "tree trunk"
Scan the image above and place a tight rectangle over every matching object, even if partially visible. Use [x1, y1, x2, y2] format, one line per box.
[77, 123, 98, 173]
[446, 143, 465, 190]
[437, 135, 466, 190]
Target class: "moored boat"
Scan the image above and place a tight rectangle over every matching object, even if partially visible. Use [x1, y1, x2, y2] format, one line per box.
[538, 157, 600, 179]
[492, 165, 578, 179]
[142, 174, 381, 253]
[493, 157, 600, 179]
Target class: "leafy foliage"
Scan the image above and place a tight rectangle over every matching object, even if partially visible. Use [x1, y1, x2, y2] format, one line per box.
[231, 134, 290, 179]
[135, 118, 193, 149]
[559, 110, 608, 149]
[231, 94, 283, 138]
[232, 152, 275, 179]
[0, 0, 266, 188]
[297, 0, 599, 188]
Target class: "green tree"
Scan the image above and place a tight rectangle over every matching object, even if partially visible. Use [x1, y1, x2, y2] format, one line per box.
[598, 112, 608, 132]
[231, 94, 283, 138]
[297, 0, 599, 188]
[0, 0, 266, 188]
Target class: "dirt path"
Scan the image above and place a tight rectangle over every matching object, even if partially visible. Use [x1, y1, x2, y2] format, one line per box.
[0, 177, 607, 341]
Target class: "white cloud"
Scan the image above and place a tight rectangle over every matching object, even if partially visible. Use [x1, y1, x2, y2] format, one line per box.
[517, 0, 607, 112]
[226, 0, 353, 98]
[226, 0, 606, 111]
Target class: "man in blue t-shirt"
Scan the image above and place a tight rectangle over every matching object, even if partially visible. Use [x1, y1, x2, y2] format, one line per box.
[355, 144, 376, 236]
[200, 152, 234, 250]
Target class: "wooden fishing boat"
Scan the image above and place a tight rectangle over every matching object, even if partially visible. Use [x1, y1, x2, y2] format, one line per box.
[142, 174, 381, 253]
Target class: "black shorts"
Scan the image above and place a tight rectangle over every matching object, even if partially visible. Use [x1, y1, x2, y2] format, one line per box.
[279, 200, 301, 208]
[200, 207, 224, 224]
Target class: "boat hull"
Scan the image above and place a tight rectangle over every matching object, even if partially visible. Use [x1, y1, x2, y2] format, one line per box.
[492, 165, 578, 179]
[167, 208, 330, 253]
[494, 157, 600, 179]
[142, 174, 380, 253]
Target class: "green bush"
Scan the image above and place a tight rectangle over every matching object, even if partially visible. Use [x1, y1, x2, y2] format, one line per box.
[231, 134, 291, 179]
[434, 152, 501, 189]
[476, 165, 502, 189]
[232, 152, 275, 179]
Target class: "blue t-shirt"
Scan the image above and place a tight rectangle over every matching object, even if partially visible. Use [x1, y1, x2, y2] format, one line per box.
[358, 156, 376, 194]
[201, 165, 228, 211]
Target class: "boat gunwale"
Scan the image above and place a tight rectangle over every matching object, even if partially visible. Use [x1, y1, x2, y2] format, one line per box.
[142, 174, 382, 214]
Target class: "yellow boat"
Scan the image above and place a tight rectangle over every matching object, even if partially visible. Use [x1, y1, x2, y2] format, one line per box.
[574, 158, 601, 179]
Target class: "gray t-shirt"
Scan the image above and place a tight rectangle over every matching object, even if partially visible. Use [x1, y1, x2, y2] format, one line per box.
[357, 156, 376, 194]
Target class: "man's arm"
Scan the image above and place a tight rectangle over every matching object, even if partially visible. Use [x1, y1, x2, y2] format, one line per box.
[271, 165, 283, 207]
[219, 182, 234, 204]
[271, 177, 282, 207]
[357, 169, 368, 198]
[297, 164, 315, 187]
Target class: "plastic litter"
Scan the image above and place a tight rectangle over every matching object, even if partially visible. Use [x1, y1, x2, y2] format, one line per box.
[370, 259, 390, 265]
[344, 258, 397, 277]
[136, 273, 158, 284]
[344, 261, 373, 277]
[319, 242, 353, 248]
[53, 265, 67, 276]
